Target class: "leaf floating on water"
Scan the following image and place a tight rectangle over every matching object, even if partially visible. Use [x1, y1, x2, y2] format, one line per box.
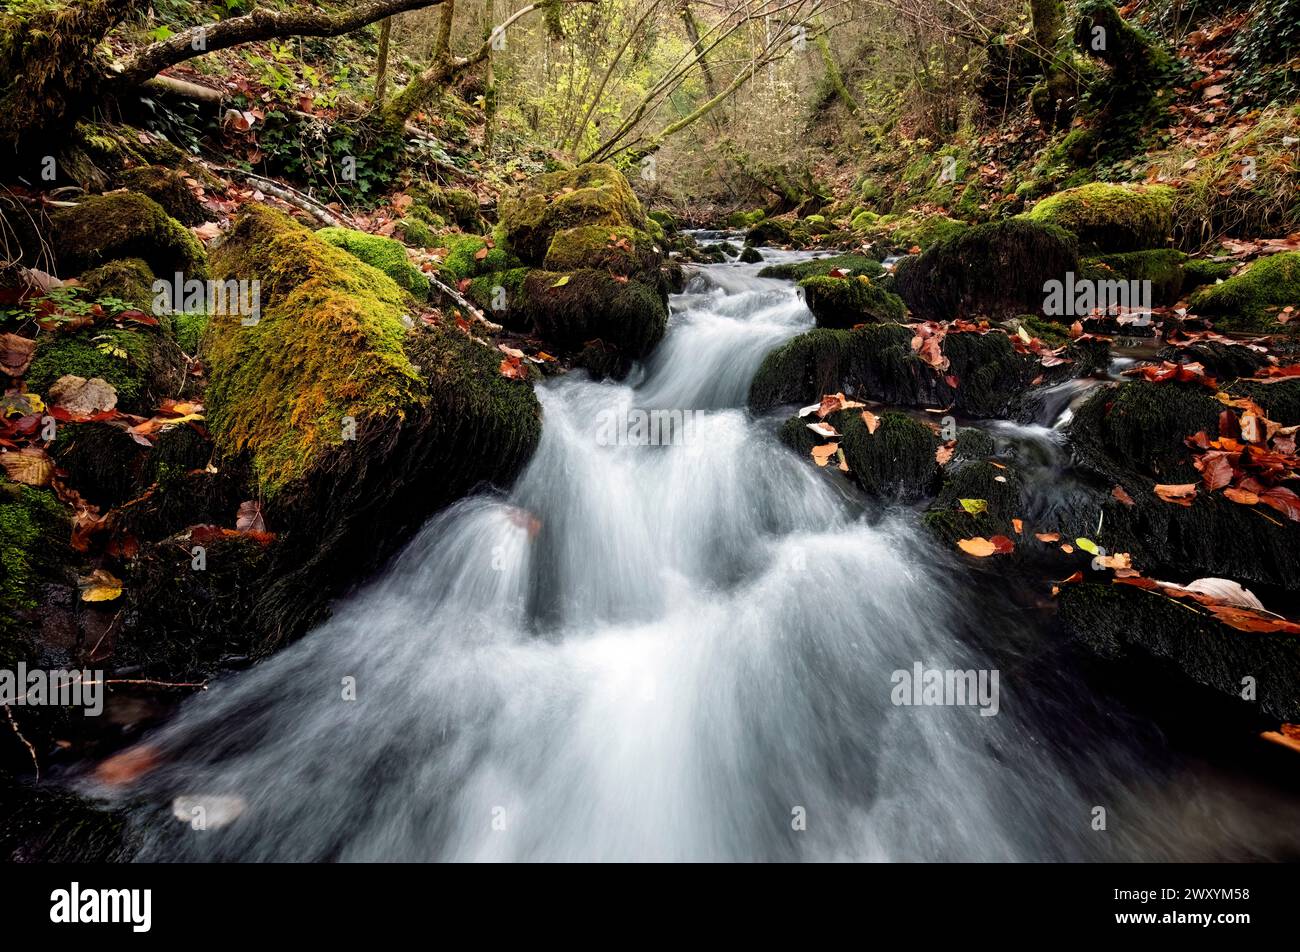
[95, 744, 159, 787]
[958, 498, 988, 516]
[1154, 482, 1198, 507]
[957, 537, 997, 557]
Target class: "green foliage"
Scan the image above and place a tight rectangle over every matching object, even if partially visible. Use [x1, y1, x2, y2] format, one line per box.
[1231, 0, 1300, 104]
[255, 111, 404, 205]
[0, 479, 68, 655]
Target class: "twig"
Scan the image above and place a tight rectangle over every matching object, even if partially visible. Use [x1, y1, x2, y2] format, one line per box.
[206, 164, 353, 228]
[3, 704, 39, 781]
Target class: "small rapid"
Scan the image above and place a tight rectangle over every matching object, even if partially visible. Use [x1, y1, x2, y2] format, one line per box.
[101, 249, 1300, 862]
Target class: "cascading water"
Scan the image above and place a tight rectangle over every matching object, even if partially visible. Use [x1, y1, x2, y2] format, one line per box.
[100, 248, 1300, 862]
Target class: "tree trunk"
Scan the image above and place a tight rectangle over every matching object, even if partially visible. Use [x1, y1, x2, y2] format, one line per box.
[374, 17, 393, 103]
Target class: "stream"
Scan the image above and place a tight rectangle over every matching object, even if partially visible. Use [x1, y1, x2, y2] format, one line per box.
[98, 249, 1300, 861]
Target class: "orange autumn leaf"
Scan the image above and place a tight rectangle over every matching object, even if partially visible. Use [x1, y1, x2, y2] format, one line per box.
[810, 443, 839, 467]
[861, 410, 880, 434]
[1111, 485, 1136, 506]
[957, 537, 997, 557]
[1154, 483, 1198, 507]
[1035, 532, 1060, 542]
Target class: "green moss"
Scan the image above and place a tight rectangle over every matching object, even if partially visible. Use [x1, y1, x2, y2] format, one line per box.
[26, 326, 179, 411]
[738, 247, 763, 264]
[895, 218, 1079, 320]
[0, 479, 69, 657]
[1183, 257, 1235, 289]
[1187, 252, 1300, 330]
[207, 206, 422, 495]
[745, 218, 793, 246]
[1024, 183, 1174, 253]
[171, 310, 209, 354]
[466, 267, 530, 317]
[51, 192, 206, 279]
[865, 214, 969, 251]
[543, 224, 661, 275]
[838, 410, 940, 501]
[650, 209, 681, 234]
[1226, 377, 1300, 427]
[500, 164, 644, 264]
[77, 257, 155, 309]
[1019, 313, 1072, 347]
[759, 254, 884, 281]
[1085, 248, 1187, 304]
[923, 459, 1023, 544]
[115, 165, 207, 225]
[437, 231, 523, 283]
[395, 217, 435, 247]
[798, 275, 907, 328]
[316, 227, 430, 298]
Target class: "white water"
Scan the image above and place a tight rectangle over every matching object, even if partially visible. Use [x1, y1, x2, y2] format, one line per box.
[104, 254, 1300, 862]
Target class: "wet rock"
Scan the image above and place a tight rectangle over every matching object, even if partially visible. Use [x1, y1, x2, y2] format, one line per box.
[1059, 581, 1300, 721]
[780, 408, 940, 502]
[758, 253, 882, 281]
[798, 275, 906, 328]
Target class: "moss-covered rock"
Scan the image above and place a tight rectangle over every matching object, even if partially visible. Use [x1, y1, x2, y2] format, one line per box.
[758, 254, 884, 281]
[1084, 248, 1187, 304]
[543, 224, 661, 275]
[748, 327, 852, 410]
[738, 246, 763, 264]
[52, 192, 205, 280]
[1182, 257, 1235, 289]
[114, 166, 208, 225]
[207, 206, 423, 495]
[410, 183, 483, 233]
[518, 270, 667, 360]
[745, 218, 793, 246]
[923, 457, 1025, 546]
[1023, 183, 1174, 253]
[50, 420, 150, 510]
[1069, 381, 1220, 483]
[77, 257, 156, 310]
[1059, 581, 1300, 721]
[1187, 252, 1300, 330]
[437, 231, 523, 283]
[0, 480, 70, 664]
[799, 275, 906, 328]
[25, 325, 184, 414]
[500, 164, 644, 264]
[778, 408, 940, 501]
[316, 227, 431, 298]
[895, 219, 1079, 321]
[394, 217, 435, 247]
[1228, 377, 1300, 427]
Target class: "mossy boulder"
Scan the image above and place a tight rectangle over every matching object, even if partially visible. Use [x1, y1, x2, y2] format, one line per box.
[1083, 248, 1187, 305]
[738, 247, 763, 264]
[923, 458, 1025, 546]
[49, 421, 150, 510]
[543, 225, 661, 275]
[114, 166, 208, 225]
[1183, 257, 1234, 290]
[798, 275, 906, 328]
[518, 270, 668, 360]
[197, 207, 541, 647]
[207, 206, 424, 495]
[77, 257, 156, 310]
[759, 254, 884, 281]
[410, 183, 483, 233]
[394, 217, 435, 248]
[1059, 581, 1300, 722]
[51, 192, 205, 280]
[778, 408, 940, 501]
[895, 219, 1079, 321]
[437, 231, 523, 283]
[25, 325, 185, 414]
[499, 164, 644, 265]
[316, 227, 431, 298]
[745, 218, 793, 246]
[0, 480, 70, 664]
[1069, 381, 1220, 484]
[1187, 252, 1300, 330]
[1023, 183, 1174, 253]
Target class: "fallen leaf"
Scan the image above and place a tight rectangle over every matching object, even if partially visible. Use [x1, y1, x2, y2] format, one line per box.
[1154, 482, 1198, 507]
[861, 410, 880, 434]
[957, 537, 997, 557]
[48, 375, 117, 418]
[811, 443, 839, 467]
[78, 568, 122, 602]
[1111, 485, 1135, 506]
[236, 500, 266, 533]
[94, 744, 159, 787]
[0, 446, 53, 486]
[0, 333, 36, 377]
[1034, 532, 1060, 542]
[959, 498, 988, 516]
[807, 421, 839, 438]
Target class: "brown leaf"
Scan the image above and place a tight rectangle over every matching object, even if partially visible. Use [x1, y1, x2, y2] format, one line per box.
[957, 537, 997, 557]
[861, 410, 880, 434]
[78, 568, 123, 603]
[1111, 485, 1136, 506]
[48, 375, 117, 419]
[236, 500, 266, 533]
[0, 333, 36, 377]
[0, 446, 53, 486]
[810, 443, 839, 467]
[94, 744, 160, 787]
[1259, 485, 1300, 522]
[1034, 532, 1060, 542]
[1154, 482, 1198, 507]
[1224, 486, 1260, 505]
